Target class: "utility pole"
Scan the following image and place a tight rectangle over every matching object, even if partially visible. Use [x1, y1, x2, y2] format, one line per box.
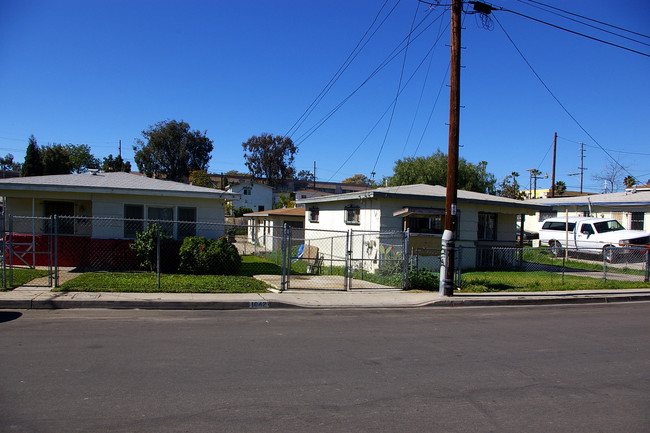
[550, 132, 557, 198]
[313, 161, 316, 190]
[119, 140, 122, 158]
[440, 0, 462, 297]
[568, 142, 586, 194]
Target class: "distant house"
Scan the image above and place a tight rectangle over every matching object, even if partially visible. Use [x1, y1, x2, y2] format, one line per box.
[296, 184, 544, 269]
[244, 207, 305, 252]
[525, 190, 650, 233]
[0, 172, 239, 267]
[227, 180, 273, 213]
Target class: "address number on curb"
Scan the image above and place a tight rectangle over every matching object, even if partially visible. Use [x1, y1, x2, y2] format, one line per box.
[249, 301, 269, 309]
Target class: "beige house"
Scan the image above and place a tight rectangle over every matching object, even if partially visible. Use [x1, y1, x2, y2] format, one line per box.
[0, 172, 239, 240]
[296, 184, 544, 270]
[244, 207, 305, 252]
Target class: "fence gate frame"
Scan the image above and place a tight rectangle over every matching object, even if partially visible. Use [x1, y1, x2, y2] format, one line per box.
[2, 214, 57, 289]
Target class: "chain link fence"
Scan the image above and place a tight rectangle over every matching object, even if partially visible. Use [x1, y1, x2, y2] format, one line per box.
[3, 214, 649, 292]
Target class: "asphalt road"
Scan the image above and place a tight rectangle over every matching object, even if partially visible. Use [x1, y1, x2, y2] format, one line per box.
[1, 304, 649, 433]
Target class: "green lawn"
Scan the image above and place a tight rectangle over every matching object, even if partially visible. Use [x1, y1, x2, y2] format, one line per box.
[458, 270, 650, 293]
[0, 268, 50, 290]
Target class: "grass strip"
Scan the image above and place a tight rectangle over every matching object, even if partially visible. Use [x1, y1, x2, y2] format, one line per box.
[57, 272, 269, 293]
[0, 268, 50, 290]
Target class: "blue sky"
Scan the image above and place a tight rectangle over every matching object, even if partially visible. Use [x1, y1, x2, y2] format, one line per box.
[1, 0, 648, 193]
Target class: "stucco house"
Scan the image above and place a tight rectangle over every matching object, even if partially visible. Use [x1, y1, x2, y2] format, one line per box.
[0, 171, 239, 267]
[244, 207, 305, 252]
[525, 190, 650, 234]
[296, 184, 544, 270]
[226, 180, 273, 213]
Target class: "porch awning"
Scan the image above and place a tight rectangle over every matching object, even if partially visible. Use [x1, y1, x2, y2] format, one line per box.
[393, 207, 445, 217]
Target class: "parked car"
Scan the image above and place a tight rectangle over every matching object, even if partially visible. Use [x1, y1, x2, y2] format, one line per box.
[538, 217, 650, 261]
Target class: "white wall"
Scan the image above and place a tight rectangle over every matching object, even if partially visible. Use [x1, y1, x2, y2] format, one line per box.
[229, 182, 273, 212]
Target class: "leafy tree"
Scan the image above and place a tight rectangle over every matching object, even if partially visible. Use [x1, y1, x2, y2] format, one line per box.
[21, 135, 43, 177]
[65, 144, 100, 173]
[390, 150, 496, 194]
[242, 133, 297, 188]
[102, 154, 132, 172]
[133, 120, 214, 181]
[274, 193, 295, 209]
[42, 144, 73, 175]
[224, 169, 246, 176]
[295, 169, 314, 182]
[1, 153, 21, 174]
[553, 180, 567, 196]
[342, 173, 374, 186]
[496, 172, 524, 200]
[189, 170, 214, 188]
[233, 207, 253, 217]
[624, 175, 636, 188]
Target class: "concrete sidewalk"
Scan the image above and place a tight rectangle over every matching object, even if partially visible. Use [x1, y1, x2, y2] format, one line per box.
[1, 285, 650, 310]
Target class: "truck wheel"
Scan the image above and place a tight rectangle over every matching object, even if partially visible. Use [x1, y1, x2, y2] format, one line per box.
[550, 240, 563, 257]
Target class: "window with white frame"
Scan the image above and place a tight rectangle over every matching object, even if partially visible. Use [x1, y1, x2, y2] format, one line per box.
[243, 187, 252, 195]
[345, 205, 360, 225]
[309, 207, 320, 223]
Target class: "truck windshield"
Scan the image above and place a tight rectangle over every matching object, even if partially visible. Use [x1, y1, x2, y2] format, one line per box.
[593, 220, 625, 233]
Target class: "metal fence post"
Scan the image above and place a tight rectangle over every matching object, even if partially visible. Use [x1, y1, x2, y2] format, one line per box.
[1, 214, 5, 289]
[643, 248, 650, 283]
[8, 215, 13, 287]
[344, 230, 351, 291]
[456, 245, 462, 289]
[280, 223, 287, 292]
[602, 246, 607, 283]
[361, 233, 364, 281]
[53, 215, 59, 288]
[403, 229, 410, 290]
[156, 224, 161, 290]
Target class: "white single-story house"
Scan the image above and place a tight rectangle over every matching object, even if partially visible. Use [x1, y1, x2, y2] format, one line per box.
[0, 172, 239, 267]
[296, 184, 545, 270]
[244, 207, 305, 252]
[525, 190, 650, 234]
[227, 180, 273, 213]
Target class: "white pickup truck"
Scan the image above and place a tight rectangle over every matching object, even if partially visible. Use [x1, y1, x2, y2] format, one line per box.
[538, 217, 650, 261]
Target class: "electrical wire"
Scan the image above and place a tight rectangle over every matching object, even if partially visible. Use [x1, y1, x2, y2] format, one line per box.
[519, 0, 650, 40]
[513, 0, 650, 48]
[493, 14, 638, 183]
[501, 7, 650, 57]
[294, 7, 446, 146]
[370, 1, 421, 179]
[284, 0, 400, 139]
[401, 8, 447, 157]
[326, 25, 450, 182]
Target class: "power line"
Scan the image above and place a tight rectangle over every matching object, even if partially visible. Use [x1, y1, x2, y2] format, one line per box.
[493, 14, 638, 184]
[294, 6, 446, 146]
[513, 0, 650, 48]
[501, 7, 650, 58]
[371, 1, 421, 178]
[284, 0, 398, 139]
[519, 0, 650, 40]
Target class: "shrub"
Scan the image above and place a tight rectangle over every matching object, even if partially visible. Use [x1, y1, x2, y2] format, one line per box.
[179, 236, 242, 275]
[409, 269, 439, 291]
[129, 224, 178, 272]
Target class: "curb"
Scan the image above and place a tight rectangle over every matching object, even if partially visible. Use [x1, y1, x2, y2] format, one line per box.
[1, 293, 650, 310]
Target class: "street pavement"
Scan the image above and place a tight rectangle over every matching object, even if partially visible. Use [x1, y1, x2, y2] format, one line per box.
[1, 281, 650, 310]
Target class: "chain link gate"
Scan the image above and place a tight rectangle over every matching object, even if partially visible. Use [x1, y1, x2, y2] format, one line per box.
[280, 225, 408, 291]
[2, 215, 58, 288]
